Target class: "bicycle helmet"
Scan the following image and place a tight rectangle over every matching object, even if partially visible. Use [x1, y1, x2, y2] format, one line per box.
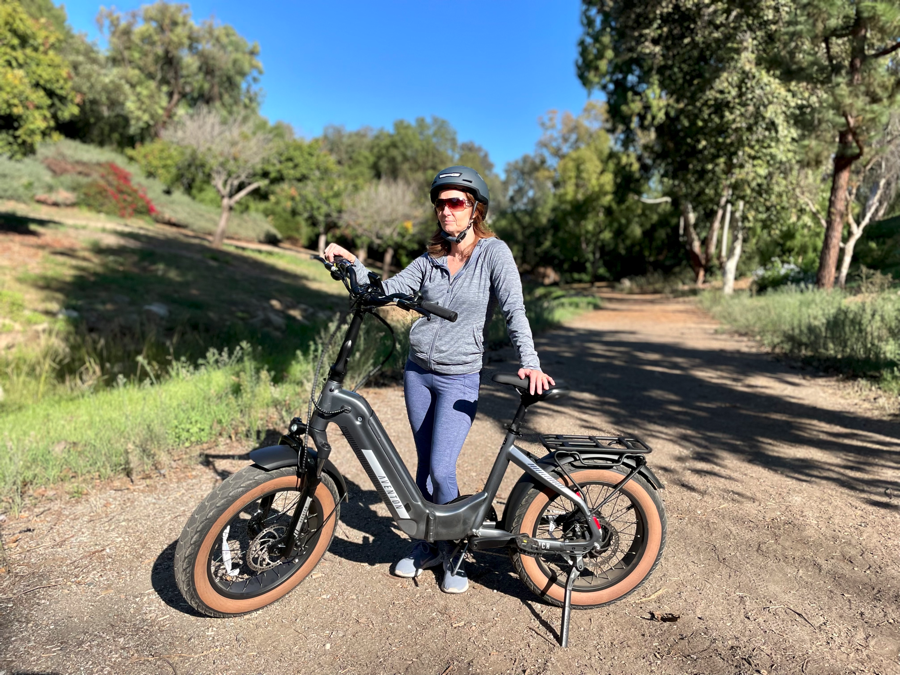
[430, 166, 490, 214]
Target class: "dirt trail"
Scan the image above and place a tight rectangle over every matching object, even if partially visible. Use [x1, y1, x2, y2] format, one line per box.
[2, 292, 898, 675]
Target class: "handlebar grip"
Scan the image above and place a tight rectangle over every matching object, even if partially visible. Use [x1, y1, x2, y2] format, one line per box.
[421, 300, 458, 322]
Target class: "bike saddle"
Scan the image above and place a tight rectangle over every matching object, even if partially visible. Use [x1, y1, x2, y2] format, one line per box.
[491, 373, 570, 404]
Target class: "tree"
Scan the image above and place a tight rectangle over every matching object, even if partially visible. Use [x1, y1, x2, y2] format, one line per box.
[100, 1, 262, 140]
[577, 0, 801, 285]
[164, 108, 274, 248]
[0, 0, 78, 157]
[801, 113, 900, 288]
[341, 179, 422, 275]
[493, 153, 556, 273]
[257, 133, 346, 249]
[370, 117, 457, 192]
[776, 2, 900, 289]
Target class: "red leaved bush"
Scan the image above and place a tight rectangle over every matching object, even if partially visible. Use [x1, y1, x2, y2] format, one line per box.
[81, 163, 157, 218]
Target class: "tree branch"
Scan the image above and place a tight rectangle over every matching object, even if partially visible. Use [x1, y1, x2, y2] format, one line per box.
[230, 181, 263, 204]
[639, 196, 672, 204]
[869, 40, 900, 59]
[799, 193, 828, 230]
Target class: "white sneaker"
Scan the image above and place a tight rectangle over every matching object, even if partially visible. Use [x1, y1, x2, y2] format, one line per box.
[439, 542, 469, 594]
[393, 541, 441, 578]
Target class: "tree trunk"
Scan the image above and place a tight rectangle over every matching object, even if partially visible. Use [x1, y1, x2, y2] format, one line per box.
[317, 231, 327, 255]
[719, 202, 733, 269]
[704, 191, 729, 271]
[818, 11, 866, 290]
[817, 135, 856, 289]
[723, 201, 744, 295]
[837, 228, 863, 289]
[356, 246, 367, 266]
[382, 246, 395, 279]
[680, 201, 705, 285]
[213, 200, 231, 249]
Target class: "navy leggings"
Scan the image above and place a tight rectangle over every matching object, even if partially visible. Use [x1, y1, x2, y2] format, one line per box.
[403, 360, 480, 505]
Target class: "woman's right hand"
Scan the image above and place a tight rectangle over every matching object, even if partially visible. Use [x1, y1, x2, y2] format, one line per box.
[323, 243, 356, 264]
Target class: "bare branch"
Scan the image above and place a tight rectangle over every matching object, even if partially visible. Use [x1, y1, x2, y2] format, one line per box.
[230, 181, 263, 205]
[639, 196, 672, 204]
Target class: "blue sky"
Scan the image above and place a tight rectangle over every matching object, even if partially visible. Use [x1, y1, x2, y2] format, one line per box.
[60, 1, 595, 176]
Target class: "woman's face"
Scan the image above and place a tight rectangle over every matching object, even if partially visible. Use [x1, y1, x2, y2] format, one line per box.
[435, 189, 475, 237]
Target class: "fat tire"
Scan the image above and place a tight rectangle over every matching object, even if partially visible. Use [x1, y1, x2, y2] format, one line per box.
[509, 467, 666, 608]
[174, 465, 339, 617]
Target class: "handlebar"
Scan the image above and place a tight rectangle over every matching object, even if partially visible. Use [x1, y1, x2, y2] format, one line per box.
[313, 254, 457, 323]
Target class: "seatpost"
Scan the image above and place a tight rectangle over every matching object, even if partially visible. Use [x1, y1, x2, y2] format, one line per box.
[507, 400, 528, 435]
[328, 308, 365, 385]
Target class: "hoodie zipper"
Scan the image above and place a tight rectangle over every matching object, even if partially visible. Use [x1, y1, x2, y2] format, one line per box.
[425, 241, 483, 370]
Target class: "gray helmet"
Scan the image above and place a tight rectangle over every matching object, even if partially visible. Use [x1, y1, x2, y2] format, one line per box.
[430, 166, 490, 216]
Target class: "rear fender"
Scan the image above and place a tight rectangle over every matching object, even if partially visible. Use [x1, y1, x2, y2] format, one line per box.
[500, 452, 663, 530]
[249, 444, 348, 500]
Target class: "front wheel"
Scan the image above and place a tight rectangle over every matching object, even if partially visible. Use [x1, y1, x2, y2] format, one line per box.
[174, 465, 340, 617]
[509, 467, 666, 608]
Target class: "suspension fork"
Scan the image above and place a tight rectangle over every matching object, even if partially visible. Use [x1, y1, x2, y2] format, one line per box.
[281, 471, 319, 559]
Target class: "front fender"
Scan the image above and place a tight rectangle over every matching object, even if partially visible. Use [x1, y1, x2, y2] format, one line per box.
[500, 452, 663, 530]
[249, 444, 348, 500]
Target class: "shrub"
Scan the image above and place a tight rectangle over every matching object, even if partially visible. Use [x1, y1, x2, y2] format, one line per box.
[751, 257, 816, 294]
[701, 288, 900, 384]
[80, 163, 157, 218]
[0, 154, 54, 202]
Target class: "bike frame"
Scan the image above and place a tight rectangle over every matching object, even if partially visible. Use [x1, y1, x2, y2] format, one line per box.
[302, 303, 605, 554]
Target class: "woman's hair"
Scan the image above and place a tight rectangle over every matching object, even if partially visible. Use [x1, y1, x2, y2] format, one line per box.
[426, 192, 494, 258]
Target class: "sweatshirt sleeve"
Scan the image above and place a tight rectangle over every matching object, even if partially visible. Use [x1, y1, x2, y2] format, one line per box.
[489, 242, 541, 371]
[350, 254, 427, 296]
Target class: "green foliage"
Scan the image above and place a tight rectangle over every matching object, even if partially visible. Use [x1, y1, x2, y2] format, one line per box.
[0, 344, 284, 508]
[257, 137, 345, 242]
[126, 139, 188, 191]
[701, 287, 900, 385]
[577, 0, 803, 282]
[750, 258, 817, 294]
[495, 102, 674, 282]
[0, 153, 54, 201]
[0, 0, 78, 157]
[98, 1, 263, 140]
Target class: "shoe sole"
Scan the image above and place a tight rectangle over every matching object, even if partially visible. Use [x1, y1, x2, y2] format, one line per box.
[441, 583, 469, 594]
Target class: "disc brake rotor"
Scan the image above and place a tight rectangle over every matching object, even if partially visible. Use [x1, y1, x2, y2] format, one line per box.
[246, 525, 288, 572]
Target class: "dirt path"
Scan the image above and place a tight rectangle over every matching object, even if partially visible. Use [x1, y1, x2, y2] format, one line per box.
[2, 292, 898, 675]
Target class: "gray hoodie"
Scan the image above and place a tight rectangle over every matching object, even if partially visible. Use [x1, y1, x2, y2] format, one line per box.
[351, 237, 540, 375]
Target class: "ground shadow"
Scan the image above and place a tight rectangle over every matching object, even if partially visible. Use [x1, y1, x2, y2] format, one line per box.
[12, 215, 344, 385]
[150, 539, 205, 617]
[0, 211, 60, 235]
[475, 310, 899, 503]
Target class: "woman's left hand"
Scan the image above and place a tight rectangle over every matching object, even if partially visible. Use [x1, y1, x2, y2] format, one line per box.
[518, 368, 556, 396]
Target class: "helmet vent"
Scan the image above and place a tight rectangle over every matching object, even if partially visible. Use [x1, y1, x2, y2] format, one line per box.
[462, 179, 473, 183]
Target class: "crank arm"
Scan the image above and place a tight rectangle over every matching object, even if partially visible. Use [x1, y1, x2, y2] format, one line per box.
[515, 534, 594, 555]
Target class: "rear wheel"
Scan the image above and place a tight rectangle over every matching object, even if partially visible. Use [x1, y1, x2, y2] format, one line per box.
[174, 465, 339, 617]
[509, 467, 666, 608]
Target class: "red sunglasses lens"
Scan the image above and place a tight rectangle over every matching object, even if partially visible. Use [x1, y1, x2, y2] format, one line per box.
[435, 198, 470, 211]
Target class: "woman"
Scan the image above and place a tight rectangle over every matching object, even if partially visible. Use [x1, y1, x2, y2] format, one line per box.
[324, 165, 554, 593]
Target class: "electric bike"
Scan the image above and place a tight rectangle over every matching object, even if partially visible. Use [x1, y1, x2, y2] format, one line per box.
[173, 256, 666, 647]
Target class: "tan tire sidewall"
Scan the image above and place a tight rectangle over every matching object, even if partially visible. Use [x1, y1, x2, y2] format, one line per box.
[192, 476, 336, 614]
[517, 469, 662, 606]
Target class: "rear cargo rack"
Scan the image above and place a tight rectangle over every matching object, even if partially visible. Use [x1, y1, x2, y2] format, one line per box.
[540, 434, 652, 454]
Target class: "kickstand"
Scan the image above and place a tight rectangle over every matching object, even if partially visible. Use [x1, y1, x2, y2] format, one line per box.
[560, 558, 584, 648]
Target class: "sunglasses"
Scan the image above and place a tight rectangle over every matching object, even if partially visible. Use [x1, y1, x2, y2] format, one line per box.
[434, 197, 473, 212]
